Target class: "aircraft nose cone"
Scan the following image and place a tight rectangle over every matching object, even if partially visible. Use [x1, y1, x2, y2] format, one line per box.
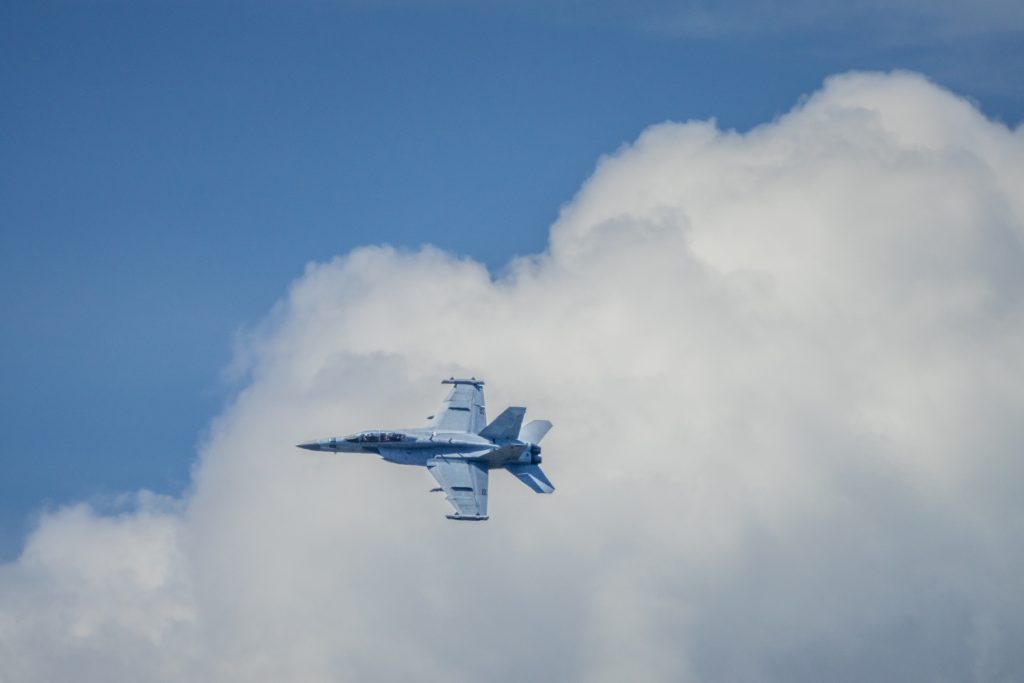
[296, 441, 321, 451]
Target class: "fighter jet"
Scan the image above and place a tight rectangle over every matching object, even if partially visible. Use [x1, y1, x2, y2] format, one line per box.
[296, 378, 554, 521]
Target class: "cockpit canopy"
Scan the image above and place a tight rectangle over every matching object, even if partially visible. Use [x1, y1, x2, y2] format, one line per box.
[345, 431, 409, 444]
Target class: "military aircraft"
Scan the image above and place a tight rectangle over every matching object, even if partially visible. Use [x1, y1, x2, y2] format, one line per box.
[296, 378, 554, 521]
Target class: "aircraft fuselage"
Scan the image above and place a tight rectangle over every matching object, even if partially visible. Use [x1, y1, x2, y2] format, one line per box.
[297, 428, 542, 469]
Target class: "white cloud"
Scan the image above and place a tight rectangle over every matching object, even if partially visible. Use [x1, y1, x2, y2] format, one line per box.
[2, 71, 1023, 682]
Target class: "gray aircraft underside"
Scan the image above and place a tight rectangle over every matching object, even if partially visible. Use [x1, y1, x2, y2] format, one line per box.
[297, 378, 554, 521]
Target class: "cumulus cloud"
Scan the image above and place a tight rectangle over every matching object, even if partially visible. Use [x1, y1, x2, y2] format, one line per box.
[2, 71, 1024, 682]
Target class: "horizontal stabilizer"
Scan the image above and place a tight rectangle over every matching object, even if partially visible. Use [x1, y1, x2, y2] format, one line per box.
[518, 419, 552, 444]
[479, 407, 526, 441]
[506, 464, 555, 494]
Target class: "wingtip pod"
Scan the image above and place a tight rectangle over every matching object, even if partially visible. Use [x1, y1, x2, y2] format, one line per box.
[442, 377, 485, 387]
[446, 514, 489, 521]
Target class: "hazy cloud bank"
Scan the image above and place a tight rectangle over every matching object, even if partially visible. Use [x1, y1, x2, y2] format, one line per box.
[2, 71, 1023, 682]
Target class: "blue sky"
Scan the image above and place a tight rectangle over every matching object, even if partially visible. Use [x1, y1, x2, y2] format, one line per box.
[1, 1, 1022, 559]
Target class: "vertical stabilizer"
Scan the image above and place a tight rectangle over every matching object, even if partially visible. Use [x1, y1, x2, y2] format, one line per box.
[518, 419, 552, 444]
[479, 407, 526, 440]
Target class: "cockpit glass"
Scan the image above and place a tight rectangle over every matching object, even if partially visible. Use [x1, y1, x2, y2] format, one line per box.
[345, 432, 406, 443]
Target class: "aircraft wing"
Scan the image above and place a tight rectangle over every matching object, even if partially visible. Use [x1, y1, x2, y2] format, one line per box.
[427, 457, 489, 520]
[429, 379, 486, 433]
